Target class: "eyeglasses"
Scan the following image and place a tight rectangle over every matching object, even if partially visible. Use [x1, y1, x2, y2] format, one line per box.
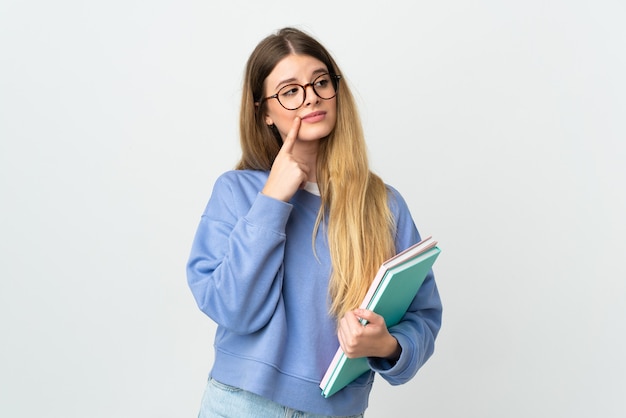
[261, 73, 341, 110]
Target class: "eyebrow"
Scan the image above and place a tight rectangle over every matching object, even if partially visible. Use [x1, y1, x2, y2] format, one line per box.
[274, 68, 328, 90]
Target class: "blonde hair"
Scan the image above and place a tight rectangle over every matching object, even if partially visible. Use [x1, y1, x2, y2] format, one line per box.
[237, 28, 396, 319]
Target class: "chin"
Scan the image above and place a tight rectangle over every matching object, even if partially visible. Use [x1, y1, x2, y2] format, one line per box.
[299, 125, 334, 141]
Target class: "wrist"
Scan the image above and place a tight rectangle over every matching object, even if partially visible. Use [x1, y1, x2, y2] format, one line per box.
[383, 336, 402, 363]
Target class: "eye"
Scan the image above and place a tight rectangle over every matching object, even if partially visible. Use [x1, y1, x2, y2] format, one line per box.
[280, 85, 301, 97]
[316, 80, 328, 88]
[315, 77, 330, 88]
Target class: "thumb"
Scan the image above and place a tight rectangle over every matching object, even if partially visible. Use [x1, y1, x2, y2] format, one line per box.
[354, 309, 379, 326]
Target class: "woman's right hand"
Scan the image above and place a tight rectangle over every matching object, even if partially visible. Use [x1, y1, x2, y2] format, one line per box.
[261, 117, 309, 202]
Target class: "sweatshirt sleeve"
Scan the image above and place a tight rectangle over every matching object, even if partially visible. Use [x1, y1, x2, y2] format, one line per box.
[367, 186, 443, 385]
[186, 173, 293, 334]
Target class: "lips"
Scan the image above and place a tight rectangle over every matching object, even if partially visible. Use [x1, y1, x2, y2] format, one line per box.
[301, 111, 326, 122]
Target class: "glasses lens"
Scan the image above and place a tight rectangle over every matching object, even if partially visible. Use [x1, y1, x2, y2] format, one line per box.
[312, 73, 337, 100]
[277, 85, 305, 110]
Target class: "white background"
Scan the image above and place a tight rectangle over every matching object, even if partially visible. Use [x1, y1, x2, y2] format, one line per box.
[1, 1, 625, 417]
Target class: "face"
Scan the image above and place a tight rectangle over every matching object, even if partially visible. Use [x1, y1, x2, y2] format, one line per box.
[263, 54, 337, 142]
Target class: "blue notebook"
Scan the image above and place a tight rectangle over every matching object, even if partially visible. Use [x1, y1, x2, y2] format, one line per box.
[319, 237, 441, 398]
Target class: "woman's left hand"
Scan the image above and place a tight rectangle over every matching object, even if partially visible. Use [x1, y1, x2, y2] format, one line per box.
[337, 309, 401, 361]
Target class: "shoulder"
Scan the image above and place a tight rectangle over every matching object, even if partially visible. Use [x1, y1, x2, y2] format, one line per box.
[203, 170, 269, 214]
[212, 169, 269, 196]
[385, 184, 411, 216]
[215, 169, 269, 187]
[385, 183, 421, 249]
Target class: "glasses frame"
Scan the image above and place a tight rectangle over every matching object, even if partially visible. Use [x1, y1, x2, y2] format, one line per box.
[261, 73, 342, 111]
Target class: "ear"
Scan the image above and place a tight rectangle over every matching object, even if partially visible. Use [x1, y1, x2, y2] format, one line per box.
[255, 101, 274, 126]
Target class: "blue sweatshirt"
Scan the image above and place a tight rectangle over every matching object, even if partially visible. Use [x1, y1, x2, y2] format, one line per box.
[187, 169, 442, 416]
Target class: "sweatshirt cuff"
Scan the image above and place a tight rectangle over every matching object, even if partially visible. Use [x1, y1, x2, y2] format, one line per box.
[245, 192, 293, 233]
[368, 332, 412, 375]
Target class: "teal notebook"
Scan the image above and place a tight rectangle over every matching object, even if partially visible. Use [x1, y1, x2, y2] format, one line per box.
[319, 238, 441, 398]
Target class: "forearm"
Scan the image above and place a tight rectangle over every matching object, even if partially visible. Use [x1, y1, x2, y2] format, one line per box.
[187, 192, 293, 333]
[370, 274, 442, 382]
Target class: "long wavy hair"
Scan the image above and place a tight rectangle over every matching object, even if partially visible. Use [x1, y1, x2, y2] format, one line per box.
[237, 27, 396, 319]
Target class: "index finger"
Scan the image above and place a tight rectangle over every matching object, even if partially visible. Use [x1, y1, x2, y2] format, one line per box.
[280, 117, 301, 154]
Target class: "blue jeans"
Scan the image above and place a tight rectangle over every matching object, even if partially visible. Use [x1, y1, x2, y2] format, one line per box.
[199, 378, 364, 418]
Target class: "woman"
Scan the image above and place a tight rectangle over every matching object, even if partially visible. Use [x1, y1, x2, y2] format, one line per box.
[187, 27, 442, 418]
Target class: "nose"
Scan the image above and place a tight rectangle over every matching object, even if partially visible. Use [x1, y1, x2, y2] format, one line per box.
[303, 83, 320, 107]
